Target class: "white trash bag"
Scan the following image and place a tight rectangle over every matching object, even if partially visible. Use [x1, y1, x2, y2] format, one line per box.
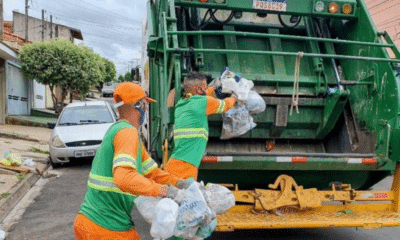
[221, 104, 257, 140]
[245, 90, 266, 115]
[203, 183, 235, 215]
[134, 196, 162, 224]
[220, 69, 254, 101]
[195, 218, 218, 239]
[175, 182, 209, 239]
[150, 198, 179, 239]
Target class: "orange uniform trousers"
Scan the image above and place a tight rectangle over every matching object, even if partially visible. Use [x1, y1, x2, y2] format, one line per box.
[165, 158, 198, 180]
[74, 214, 141, 240]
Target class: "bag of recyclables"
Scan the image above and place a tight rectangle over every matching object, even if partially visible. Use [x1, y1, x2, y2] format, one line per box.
[134, 196, 162, 224]
[203, 183, 235, 215]
[220, 68, 254, 101]
[245, 90, 266, 115]
[221, 103, 257, 140]
[174, 182, 209, 239]
[136, 182, 236, 240]
[194, 218, 218, 239]
[214, 68, 265, 139]
[150, 198, 179, 239]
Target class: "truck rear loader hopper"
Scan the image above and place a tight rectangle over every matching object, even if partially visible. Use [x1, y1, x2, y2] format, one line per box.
[144, 0, 400, 230]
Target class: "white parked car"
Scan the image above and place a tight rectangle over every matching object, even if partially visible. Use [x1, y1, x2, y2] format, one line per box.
[49, 101, 118, 168]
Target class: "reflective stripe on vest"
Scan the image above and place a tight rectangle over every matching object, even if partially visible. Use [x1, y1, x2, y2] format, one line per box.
[113, 154, 158, 175]
[87, 172, 136, 197]
[113, 154, 136, 170]
[173, 128, 209, 141]
[142, 157, 158, 175]
[216, 100, 226, 114]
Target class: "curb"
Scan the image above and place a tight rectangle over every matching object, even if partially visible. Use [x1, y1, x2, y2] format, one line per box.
[5, 117, 49, 129]
[0, 131, 40, 143]
[0, 162, 50, 223]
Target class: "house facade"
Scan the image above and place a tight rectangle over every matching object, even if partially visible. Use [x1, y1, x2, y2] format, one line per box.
[1, 11, 84, 116]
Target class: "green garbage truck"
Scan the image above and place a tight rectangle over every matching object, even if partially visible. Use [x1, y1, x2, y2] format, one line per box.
[142, 0, 400, 230]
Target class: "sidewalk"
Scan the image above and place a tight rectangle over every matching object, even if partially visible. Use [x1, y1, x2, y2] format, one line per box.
[0, 125, 52, 224]
[0, 125, 52, 143]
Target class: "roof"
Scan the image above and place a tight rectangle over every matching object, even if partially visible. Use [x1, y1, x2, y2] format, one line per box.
[2, 21, 32, 52]
[0, 41, 18, 60]
[65, 101, 108, 108]
[69, 27, 83, 41]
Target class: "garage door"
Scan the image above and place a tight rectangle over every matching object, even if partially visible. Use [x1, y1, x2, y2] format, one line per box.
[6, 63, 29, 115]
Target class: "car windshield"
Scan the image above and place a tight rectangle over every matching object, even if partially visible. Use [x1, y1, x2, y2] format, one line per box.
[58, 105, 114, 126]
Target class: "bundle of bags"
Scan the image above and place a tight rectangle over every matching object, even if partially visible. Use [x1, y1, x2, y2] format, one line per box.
[135, 182, 235, 240]
[210, 68, 266, 139]
[0, 152, 22, 167]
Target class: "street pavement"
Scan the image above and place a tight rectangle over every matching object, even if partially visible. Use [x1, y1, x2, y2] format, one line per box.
[2, 161, 400, 240]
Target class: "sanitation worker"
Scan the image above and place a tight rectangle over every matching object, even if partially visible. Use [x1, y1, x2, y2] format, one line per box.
[165, 71, 237, 180]
[73, 82, 192, 240]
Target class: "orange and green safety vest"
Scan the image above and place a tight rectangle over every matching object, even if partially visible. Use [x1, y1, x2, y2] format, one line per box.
[79, 121, 145, 231]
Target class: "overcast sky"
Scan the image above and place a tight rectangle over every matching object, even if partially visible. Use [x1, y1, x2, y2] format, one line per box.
[5, 0, 146, 77]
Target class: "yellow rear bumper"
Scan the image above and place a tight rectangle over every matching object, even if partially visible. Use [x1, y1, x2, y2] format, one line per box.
[217, 204, 400, 231]
[216, 162, 400, 231]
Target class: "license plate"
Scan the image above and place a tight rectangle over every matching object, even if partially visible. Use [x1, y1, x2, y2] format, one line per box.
[253, 0, 287, 12]
[74, 150, 95, 158]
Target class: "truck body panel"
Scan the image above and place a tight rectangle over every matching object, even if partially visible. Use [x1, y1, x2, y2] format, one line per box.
[144, 0, 400, 230]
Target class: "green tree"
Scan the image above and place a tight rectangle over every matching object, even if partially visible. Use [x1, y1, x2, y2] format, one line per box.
[19, 39, 104, 109]
[102, 58, 116, 83]
[124, 72, 131, 81]
[117, 75, 125, 83]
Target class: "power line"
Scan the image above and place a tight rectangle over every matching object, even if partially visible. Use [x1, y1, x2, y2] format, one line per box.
[54, 0, 140, 24]
[369, 0, 391, 10]
[32, 7, 141, 36]
[377, 17, 400, 27]
[371, 2, 400, 16]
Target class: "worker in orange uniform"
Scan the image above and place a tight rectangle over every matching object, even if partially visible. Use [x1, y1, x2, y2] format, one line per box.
[165, 71, 237, 180]
[74, 82, 192, 240]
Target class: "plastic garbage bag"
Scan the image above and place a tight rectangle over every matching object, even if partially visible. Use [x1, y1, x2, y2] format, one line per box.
[150, 198, 179, 239]
[221, 104, 257, 140]
[0, 152, 22, 166]
[0, 230, 5, 240]
[220, 68, 254, 101]
[175, 182, 209, 239]
[22, 158, 37, 168]
[134, 196, 162, 224]
[203, 183, 235, 215]
[195, 218, 218, 239]
[245, 90, 266, 115]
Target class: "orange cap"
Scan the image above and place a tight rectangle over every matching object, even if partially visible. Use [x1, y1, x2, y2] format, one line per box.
[113, 82, 156, 108]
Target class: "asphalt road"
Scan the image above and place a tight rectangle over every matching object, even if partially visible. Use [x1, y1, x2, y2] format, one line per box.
[4, 160, 400, 240]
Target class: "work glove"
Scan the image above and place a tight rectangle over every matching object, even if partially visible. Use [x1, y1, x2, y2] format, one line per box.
[177, 177, 195, 189]
[166, 184, 185, 204]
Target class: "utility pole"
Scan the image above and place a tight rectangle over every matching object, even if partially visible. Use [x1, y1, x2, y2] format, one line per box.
[41, 9, 45, 41]
[50, 15, 53, 39]
[0, 0, 3, 40]
[25, 0, 29, 42]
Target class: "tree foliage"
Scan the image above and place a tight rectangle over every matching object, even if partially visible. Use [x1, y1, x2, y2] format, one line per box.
[102, 58, 116, 83]
[116, 75, 125, 83]
[19, 39, 104, 108]
[124, 72, 132, 81]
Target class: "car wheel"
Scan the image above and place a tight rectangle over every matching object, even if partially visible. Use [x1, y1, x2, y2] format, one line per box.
[49, 156, 62, 169]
